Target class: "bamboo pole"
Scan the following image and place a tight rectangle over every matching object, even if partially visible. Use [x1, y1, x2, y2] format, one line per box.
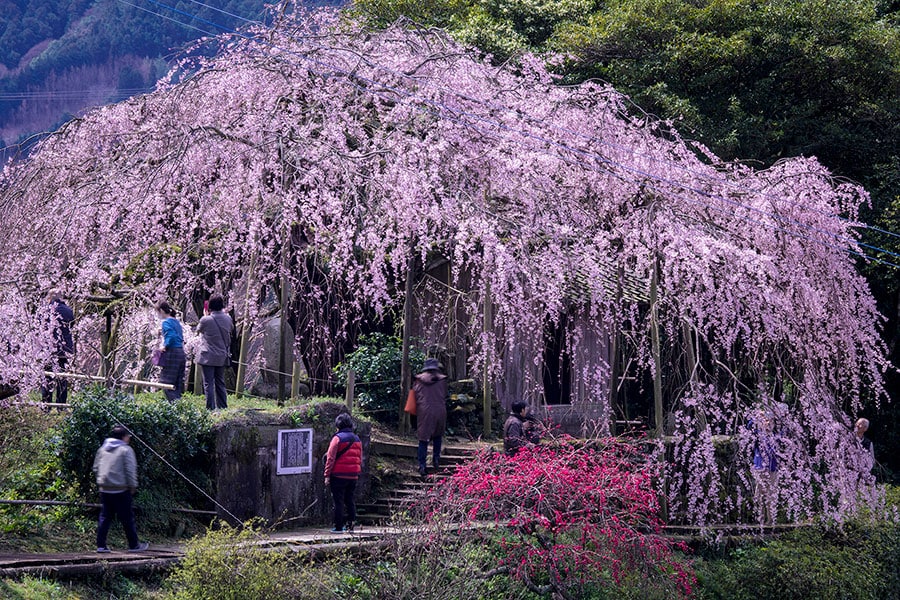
[0, 498, 214, 516]
[344, 369, 355, 412]
[682, 321, 708, 430]
[43, 371, 174, 390]
[482, 279, 492, 438]
[235, 250, 258, 398]
[291, 361, 304, 403]
[650, 258, 669, 521]
[399, 252, 416, 433]
[277, 238, 291, 407]
[650, 259, 664, 437]
[100, 312, 112, 379]
[193, 361, 203, 396]
[607, 265, 623, 435]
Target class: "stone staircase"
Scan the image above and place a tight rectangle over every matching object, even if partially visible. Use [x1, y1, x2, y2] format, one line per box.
[356, 441, 479, 525]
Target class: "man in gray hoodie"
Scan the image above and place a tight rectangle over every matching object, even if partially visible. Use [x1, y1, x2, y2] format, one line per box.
[93, 425, 148, 553]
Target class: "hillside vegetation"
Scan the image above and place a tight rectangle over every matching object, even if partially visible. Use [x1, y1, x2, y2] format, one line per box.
[0, 0, 341, 152]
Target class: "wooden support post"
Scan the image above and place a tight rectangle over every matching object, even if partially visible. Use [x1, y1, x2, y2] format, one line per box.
[682, 322, 708, 431]
[99, 312, 112, 379]
[193, 361, 203, 396]
[277, 239, 291, 407]
[608, 265, 623, 435]
[651, 257, 669, 522]
[235, 251, 258, 399]
[482, 280, 493, 439]
[650, 259, 664, 438]
[290, 361, 303, 403]
[399, 251, 416, 433]
[344, 369, 355, 412]
[134, 345, 147, 396]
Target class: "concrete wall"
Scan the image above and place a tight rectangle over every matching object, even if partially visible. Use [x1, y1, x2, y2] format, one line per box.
[543, 403, 609, 437]
[213, 402, 371, 526]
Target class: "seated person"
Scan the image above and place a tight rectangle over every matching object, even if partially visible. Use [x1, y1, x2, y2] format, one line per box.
[504, 401, 540, 455]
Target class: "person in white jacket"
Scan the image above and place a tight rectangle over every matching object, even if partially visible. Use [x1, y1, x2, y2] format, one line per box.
[92, 425, 148, 553]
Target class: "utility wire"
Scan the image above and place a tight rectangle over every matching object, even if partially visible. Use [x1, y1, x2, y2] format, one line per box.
[93, 400, 243, 525]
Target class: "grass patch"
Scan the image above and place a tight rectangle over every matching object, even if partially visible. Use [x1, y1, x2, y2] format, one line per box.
[0, 574, 165, 599]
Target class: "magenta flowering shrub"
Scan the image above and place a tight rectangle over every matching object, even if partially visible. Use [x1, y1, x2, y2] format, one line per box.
[423, 441, 695, 598]
[0, 5, 888, 522]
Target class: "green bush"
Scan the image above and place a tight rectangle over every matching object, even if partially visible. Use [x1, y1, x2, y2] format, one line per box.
[164, 523, 341, 600]
[695, 521, 900, 600]
[0, 406, 65, 502]
[0, 406, 88, 544]
[59, 387, 214, 528]
[334, 333, 425, 421]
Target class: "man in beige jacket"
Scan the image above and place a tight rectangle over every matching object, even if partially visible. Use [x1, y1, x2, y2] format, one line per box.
[93, 425, 148, 553]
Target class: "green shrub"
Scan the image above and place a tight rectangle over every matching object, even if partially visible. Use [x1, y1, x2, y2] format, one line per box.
[695, 521, 900, 600]
[333, 333, 425, 421]
[0, 407, 89, 545]
[59, 387, 214, 528]
[164, 523, 340, 600]
[0, 406, 66, 503]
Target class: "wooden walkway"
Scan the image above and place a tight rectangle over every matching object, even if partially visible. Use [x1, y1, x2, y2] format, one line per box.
[0, 527, 400, 579]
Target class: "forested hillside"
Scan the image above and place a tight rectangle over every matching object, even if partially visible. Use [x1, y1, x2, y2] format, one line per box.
[0, 0, 340, 157]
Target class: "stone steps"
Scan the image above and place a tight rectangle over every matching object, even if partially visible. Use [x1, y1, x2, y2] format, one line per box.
[357, 441, 479, 525]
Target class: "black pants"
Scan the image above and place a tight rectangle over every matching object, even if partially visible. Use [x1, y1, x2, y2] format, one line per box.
[201, 364, 227, 409]
[159, 347, 186, 401]
[418, 437, 442, 470]
[42, 354, 69, 404]
[330, 477, 357, 530]
[96, 491, 139, 549]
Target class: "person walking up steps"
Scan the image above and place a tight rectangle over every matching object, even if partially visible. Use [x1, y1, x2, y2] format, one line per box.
[93, 425, 149, 553]
[324, 413, 363, 533]
[413, 358, 448, 476]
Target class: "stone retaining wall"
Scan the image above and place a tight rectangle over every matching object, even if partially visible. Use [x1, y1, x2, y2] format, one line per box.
[213, 402, 371, 526]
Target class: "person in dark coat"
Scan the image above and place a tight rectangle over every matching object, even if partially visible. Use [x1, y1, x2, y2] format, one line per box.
[504, 401, 530, 456]
[155, 301, 186, 402]
[195, 294, 233, 410]
[413, 358, 448, 476]
[42, 295, 75, 404]
[324, 413, 363, 533]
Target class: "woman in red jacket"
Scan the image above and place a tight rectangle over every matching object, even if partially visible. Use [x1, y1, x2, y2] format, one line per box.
[324, 413, 363, 532]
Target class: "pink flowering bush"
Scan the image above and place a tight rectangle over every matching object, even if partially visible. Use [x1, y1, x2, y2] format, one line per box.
[423, 440, 695, 598]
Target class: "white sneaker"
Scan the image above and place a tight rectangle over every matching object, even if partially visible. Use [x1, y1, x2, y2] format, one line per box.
[127, 542, 149, 552]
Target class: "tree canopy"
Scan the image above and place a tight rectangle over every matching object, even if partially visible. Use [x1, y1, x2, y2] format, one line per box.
[352, 0, 900, 477]
[0, 6, 888, 524]
[353, 0, 899, 177]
